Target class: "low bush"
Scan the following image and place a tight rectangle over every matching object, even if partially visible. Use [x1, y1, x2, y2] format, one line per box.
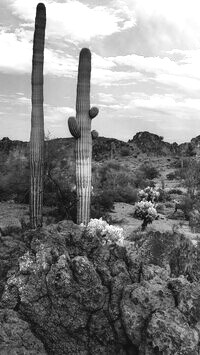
[0, 164, 29, 203]
[118, 187, 138, 204]
[120, 147, 130, 156]
[91, 190, 115, 219]
[138, 162, 160, 180]
[174, 195, 194, 220]
[166, 172, 177, 180]
[189, 209, 200, 232]
[168, 188, 183, 195]
[157, 188, 171, 202]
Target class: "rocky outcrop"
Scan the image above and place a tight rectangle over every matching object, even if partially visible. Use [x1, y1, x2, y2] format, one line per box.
[1, 221, 200, 354]
[0, 309, 47, 354]
[129, 131, 177, 155]
[1, 132, 200, 171]
[0, 225, 25, 298]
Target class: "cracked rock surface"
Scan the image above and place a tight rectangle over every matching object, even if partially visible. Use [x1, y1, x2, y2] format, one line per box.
[1, 221, 200, 354]
[0, 308, 47, 354]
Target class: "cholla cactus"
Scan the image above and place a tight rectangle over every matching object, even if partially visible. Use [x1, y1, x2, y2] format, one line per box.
[138, 186, 160, 203]
[134, 200, 158, 230]
[68, 48, 99, 225]
[86, 218, 124, 246]
[30, 3, 46, 228]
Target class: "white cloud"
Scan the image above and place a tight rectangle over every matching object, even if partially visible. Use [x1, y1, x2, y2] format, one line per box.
[125, 93, 200, 117]
[98, 93, 117, 104]
[0, 29, 32, 73]
[129, 0, 200, 48]
[92, 53, 116, 69]
[44, 104, 75, 123]
[0, 29, 144, 85]
[0, 28, 78, 77]
[99, 51, 200, 93]
[9, 0, 136, 41]
[98, 103, 123, 110]
[92, 68, 142, 86]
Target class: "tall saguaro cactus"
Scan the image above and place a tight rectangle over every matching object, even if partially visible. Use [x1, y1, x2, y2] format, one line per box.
[68, 48, 99, 225]
[30, 3, 46, 228]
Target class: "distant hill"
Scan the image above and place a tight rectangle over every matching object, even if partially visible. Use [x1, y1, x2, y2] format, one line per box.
[129, 131, 199, 157]
[0, 131, 199, 163]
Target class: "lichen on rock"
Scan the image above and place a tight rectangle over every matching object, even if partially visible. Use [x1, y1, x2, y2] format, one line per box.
[1, 221, 200, 354]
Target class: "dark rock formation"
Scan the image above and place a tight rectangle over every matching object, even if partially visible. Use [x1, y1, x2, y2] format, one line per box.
[1, 132, 200, 173]
[0, 227, 25, 298]
[0, 308, 47, 354]
[129, 131, 176, 155]
[1, 221, 200, 354]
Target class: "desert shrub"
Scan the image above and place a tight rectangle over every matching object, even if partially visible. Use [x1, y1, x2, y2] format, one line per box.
[91, 190, 115, 219]
[172, 157, 189, 169]
[138, 162, 160, 180]
[118, 186, 138, 204]
[168, 188, 183, 195]
[0, 163, 29, 203]
[105, 161, 122, 171]
[93, 161, 137, 205]
[43, 169, 77, 222]
[166, 172, 177, 180]
[156, 203, 164, 213]
[186, 143, 196, 157]
[133, 171, 155, 189]
[132, 170, 146, 188]
[175, 195, 194, 220]
[189, 209, 200, 232]
[156, 188, 171, 202]
[120, 147, 130, 156]
[165, 202, 174, 208]
[177, 159, 200, 198]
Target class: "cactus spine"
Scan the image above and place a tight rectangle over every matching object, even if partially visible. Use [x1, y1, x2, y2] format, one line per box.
[30, 3, 46, 228]
[68, 48, 99, 225]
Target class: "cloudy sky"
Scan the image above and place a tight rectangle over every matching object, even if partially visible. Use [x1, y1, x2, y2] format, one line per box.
[1, 0, 200, 143]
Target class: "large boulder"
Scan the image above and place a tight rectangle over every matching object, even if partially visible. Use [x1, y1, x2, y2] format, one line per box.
[0, 221, 134, 354]
[0, 309, 47, 354]
[1, 221, 200, 354]
[0, 230, 26, 298]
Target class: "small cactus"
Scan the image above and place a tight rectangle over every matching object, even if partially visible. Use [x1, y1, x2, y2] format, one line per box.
[91, 130, 99, 139]
[30, 3, 46, 228]
[68, 48, 99, 225]
[111, 141, 116, 159]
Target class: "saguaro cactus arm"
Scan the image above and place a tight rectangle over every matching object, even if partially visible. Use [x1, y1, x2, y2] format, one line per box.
[89, 106, 99, 119]
[91, 130, 99, 139]
[68, 116, 81, 139]
[30, 3, 46, 229]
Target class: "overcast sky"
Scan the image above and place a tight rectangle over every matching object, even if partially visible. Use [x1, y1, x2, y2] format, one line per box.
[1, 0, 200, 143]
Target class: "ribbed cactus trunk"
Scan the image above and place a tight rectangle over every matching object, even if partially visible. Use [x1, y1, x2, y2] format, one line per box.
[68, 48, 99, 225]
[76, 48, 92, 225]
[30, 3, 46, 228]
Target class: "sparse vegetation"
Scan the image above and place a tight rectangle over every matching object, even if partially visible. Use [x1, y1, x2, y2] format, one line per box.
[138, 162, 160, 180]
[2, 3, 200, 355]
[120, 146, 130, 156]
